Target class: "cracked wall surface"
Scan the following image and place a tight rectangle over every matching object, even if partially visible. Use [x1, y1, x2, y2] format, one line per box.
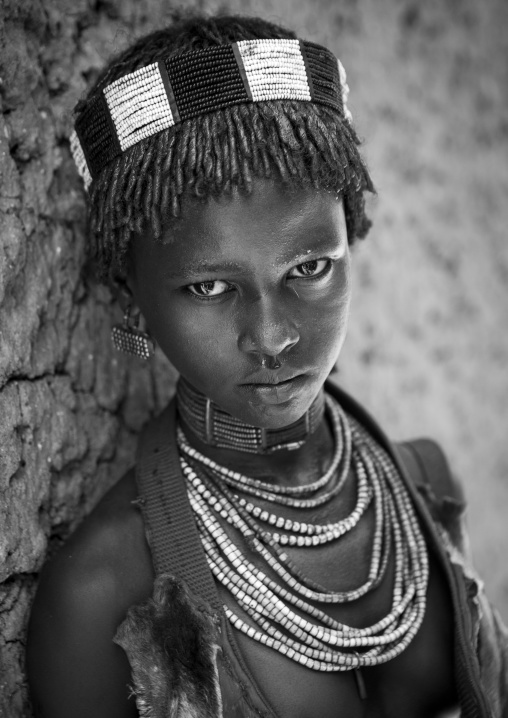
[0, 0, 507, 716]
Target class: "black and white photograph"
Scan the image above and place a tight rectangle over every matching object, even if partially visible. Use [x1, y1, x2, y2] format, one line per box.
[0, 1, 507, 716]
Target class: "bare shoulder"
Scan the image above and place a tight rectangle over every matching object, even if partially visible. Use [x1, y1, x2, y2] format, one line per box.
[36, 467, 155, 615]
[27, 469, 155, 718]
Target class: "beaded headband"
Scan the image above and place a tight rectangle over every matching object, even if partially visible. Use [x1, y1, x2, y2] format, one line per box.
[71, 39, 352, 189]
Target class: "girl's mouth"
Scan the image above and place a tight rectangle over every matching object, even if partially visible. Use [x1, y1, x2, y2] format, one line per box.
[238, 374, 307, 404]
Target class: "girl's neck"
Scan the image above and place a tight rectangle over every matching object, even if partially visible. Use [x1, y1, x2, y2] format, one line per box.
[176, 379, 335, 489]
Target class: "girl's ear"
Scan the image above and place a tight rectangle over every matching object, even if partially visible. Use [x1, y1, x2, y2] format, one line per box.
[109, 245, 139, 313]
[110, 276, 141, 319]
[109, 276, 156, 359]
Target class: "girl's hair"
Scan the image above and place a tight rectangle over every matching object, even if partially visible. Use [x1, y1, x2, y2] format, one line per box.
[76, 12, 374, 281]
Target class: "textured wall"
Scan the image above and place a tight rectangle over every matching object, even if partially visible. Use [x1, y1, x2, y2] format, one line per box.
[0, 2, 178, 713]
[0, 0, 507, 716]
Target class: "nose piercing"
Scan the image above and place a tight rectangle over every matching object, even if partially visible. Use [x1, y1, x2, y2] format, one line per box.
[262, 355, 283, 370]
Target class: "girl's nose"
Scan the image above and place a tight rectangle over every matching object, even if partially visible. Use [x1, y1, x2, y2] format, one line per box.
[237, 294, 300, 360]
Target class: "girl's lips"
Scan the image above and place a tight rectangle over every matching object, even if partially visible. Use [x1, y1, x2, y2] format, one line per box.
[237, 374, 307, 404]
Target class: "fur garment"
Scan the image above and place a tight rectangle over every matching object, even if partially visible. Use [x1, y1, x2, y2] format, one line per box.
[114, 574, 223, 718]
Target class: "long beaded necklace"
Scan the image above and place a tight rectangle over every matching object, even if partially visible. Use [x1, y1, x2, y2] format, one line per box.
[176, 390, 429, 678]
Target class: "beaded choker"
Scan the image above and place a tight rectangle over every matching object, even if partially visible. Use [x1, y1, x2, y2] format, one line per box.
[71, 38, 351, 188]
[176, 378, 326, 454]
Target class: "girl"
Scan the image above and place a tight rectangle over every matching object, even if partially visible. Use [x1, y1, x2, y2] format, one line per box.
[26, 12, 508, 718]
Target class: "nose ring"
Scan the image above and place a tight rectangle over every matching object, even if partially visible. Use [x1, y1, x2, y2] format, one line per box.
[262, 355, 283, 370]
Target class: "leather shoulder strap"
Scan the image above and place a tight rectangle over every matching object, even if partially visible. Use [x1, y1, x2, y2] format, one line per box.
[323, 381, 464, 507]
[135, 398, 221, 612]
[396, 438, 465, 506]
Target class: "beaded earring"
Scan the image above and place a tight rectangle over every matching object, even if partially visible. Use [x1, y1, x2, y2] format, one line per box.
[111, 303, 155, 359]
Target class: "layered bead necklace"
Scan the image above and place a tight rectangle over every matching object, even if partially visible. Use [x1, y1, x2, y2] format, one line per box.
[176, 388, 429, 674]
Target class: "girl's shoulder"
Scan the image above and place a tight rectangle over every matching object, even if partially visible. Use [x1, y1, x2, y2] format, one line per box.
[38, 468, 154, 611]
[27, 469, 154, 718]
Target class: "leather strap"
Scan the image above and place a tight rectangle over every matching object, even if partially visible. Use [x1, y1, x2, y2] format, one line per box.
[397, 438, 464, 506]
[134, 398, 221, 613]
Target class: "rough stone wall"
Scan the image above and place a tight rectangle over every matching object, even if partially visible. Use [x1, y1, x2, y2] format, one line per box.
[0, 2, 178, 714]
[0, 1, 507, 716]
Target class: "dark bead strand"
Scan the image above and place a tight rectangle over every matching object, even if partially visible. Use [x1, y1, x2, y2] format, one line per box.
[166, 45, 249, 121]
[76, 93, 122, 176]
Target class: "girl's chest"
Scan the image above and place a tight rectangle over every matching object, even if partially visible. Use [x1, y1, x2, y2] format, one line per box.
[218, 543, 459, 718]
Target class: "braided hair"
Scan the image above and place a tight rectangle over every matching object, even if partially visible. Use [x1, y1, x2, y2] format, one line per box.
[75, 13, 375, 282]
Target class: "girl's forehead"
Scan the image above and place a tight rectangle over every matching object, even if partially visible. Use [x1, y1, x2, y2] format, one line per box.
[162, 179, 344, 245]
[129, 179, 346, 278]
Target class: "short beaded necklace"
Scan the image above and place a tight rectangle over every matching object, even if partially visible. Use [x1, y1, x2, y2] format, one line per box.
[176, 386, 429, 679]
[177, 377, 326, 454]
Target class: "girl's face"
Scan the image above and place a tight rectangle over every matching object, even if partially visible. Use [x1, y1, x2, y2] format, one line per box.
[127, 178, 351, 430]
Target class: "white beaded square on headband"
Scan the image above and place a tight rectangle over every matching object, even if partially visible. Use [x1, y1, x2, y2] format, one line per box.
[104, 62, 176, 152]
[70, 129, 92, 189]
[72, 38, 352, 188]
[236, 39, 311, 103]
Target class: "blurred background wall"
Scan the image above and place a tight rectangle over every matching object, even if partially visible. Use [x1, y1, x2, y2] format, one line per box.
[0, 0, 506, 715]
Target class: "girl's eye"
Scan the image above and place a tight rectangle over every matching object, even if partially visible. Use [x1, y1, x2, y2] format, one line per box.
[187, 279, 232, 298]
[288, 259, 331, 279]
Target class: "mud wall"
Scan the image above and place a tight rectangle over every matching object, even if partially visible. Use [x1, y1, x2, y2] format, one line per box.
[0, 0, 506, 715]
